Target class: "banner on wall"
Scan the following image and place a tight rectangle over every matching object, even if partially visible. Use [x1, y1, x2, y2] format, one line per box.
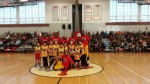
[93, 4, 102, 21]
[52, 6, 60, 21]
[61, 5, 69, 21]
[84, 5, 92, 21]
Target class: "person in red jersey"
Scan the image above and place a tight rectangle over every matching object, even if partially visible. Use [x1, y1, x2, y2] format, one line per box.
[80, 31, 90, 46]
[58, 51, 75, 76]
[69, 33, 77, 45]
[61, 36, 68, 44]
[51, 32, 61, 43]
[40, 34, 49, 45]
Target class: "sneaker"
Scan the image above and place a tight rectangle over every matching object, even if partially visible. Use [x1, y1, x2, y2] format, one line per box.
[37, 65, 40, 69]
[41, 67, 45, 70]
[47, 67, 53, 71]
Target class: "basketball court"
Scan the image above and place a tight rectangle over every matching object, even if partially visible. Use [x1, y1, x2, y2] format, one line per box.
[0, 0, 150, 84]
[0, 53, 150, 84]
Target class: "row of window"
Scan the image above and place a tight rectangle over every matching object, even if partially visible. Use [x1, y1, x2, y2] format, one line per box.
[0, 1, 45, 24]
[1, 0, 150, 23]
[110, 0, 150, 22]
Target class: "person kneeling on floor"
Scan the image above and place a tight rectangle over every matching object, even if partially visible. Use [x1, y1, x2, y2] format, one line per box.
[58, 51, 75, 76]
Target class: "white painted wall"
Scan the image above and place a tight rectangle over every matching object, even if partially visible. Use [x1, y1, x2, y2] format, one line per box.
[0, 0, 149, 37]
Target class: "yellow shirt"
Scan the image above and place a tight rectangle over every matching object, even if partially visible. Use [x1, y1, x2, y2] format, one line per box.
[69, 45, 75, 51]
[64, 46, 68, 54]
[58, 47, 64, 56]
[74, 47, 80, 60]
[35, 46, 41, 53]
[69, 45, 75, 55]
[53, 45, 59, 56]
[41, 45, 48, 57]
[49, 45, 53, 56]
[79, 44, 85, 55]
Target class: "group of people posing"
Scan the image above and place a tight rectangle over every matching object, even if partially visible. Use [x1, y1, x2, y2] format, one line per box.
[34, 31, 91, 76]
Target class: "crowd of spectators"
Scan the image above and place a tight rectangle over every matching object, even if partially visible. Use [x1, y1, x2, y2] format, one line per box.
[0, 31, 32, 51]
[0, 31, 150, 52]
[88, 31, 106, 52]
[88, 31, 150, 52]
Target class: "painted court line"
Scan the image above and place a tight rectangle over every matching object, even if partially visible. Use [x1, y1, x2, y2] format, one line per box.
[103, 72, 112, 84]
[26, 75, 37, 84]
[96, 54, 129, 84]
[111, 58, 150, 83]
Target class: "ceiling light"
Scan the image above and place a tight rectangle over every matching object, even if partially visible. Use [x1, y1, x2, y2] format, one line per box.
[19, 0, 28, 2]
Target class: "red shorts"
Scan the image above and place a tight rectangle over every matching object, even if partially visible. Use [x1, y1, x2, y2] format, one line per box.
[35, 52, 41, 61]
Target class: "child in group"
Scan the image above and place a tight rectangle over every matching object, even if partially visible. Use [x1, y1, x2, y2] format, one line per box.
[64, 42, 69, 55]
[34, 42, 41, 68]
[53, 40, 59, 57]
[74, 42, 81, 69]
[48, 40, 54, 66]
[58, 43, 65, 56]
[58, 51, 75, 76]
[78, 40, 88, 68]
[48, 40, 60, 71]
[68, 41, 75, 68]
[69, 40, 75, 59]
[54, 43, 65, 70]
[41, 42, 49, 69]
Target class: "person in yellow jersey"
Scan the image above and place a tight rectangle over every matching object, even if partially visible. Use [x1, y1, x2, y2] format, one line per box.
[68, 40, 75, 69]
[80, 31, 90, 65]
[54, 43, 64, 70]
[41, 41, 49, 69]
[48, 40, 60, 71]
[34, 42, 41, 68]
[78, 40, 88, 68]
[69, 40, 75, 58]
[74, 42, 81, 69]
[58, 43, 65, 56]
[48, 40, 54, 66]
[64, 42, 69, 55]
[53, 40, 59, 57]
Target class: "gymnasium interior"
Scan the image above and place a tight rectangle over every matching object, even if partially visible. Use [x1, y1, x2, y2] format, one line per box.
[0, 0, 150, 84]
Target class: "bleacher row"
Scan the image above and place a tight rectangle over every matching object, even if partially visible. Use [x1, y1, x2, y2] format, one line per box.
[0, 31, 150, 52]
[89, 31, 150, 52]
[0, 31, 32, 52]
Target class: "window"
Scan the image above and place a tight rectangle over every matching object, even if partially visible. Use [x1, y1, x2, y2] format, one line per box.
[141, 5, 150, 22]
[19, 1, 45, 24]
[110, 0, 138, 22]
[0, 7, 16, 24]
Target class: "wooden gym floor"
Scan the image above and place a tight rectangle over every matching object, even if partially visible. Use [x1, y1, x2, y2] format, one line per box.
[0, 52, 150, 84]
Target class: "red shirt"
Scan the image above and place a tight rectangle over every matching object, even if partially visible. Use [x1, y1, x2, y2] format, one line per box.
[60, 39, 69, 44]
[40, 37, 49, 45]
[69, 36, 77, 44]
[80, 35, 90, 45]
[61, 54, 74, 67]
[51, 36, 61, 43]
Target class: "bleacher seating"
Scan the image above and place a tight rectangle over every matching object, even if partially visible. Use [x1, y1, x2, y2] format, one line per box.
[0, 31, 149, 53]
[88, 31, 150, 52]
